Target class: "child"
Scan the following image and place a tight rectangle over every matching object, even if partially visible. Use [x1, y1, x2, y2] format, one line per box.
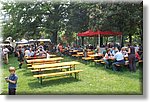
[5, 67, 18, 95]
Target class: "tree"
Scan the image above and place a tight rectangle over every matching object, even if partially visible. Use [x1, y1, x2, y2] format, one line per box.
[2, 1, 142, 46]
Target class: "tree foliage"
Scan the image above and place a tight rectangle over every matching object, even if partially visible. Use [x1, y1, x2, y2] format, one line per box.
[2, 1, 142, 45]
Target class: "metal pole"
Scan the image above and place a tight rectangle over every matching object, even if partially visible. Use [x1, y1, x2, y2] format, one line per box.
[98, 34, 100, 47]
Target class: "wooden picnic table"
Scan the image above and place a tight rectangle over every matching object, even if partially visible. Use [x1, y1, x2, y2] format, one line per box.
[87, 51, 94, 55]
[104, 55, 128, 60]
[31, 61, 82, 84]
[77, 52, 83, 55]
[88, 53, 103, 58]
[69, 50, 79, 53]
[47, 54, 56, 57]
[26, 57, 64, 64]
[32, 61, 80, 69]
[25, 56, 46, 60]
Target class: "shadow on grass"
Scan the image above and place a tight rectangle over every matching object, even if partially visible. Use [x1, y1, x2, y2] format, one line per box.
[28, 76, 80, 88]
[23, 71, 33, 76]
[88, 62, 142, 80]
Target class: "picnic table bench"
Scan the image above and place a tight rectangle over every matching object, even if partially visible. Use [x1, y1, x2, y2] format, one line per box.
[31, 61, 83, 84]
[34, 70, 83, 84]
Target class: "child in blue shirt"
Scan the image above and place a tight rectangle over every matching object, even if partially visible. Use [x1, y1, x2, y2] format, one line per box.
[5, 67, 18, 95]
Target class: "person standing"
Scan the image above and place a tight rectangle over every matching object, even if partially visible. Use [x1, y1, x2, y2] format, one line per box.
[5, 67, 18, 95]
[128, 43, 136, 72]
[3, 46, 10, 64]
[17, 46, 24, 69]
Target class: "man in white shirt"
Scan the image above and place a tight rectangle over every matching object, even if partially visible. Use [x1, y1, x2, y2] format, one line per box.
[24, 48, 30, 57]
[112, 47, 125, 71]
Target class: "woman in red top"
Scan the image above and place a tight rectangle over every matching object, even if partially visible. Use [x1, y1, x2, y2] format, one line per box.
[135, 52, 141, 61]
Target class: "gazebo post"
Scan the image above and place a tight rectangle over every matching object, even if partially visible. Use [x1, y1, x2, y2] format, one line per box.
[121, 35, 123, 47]
[98, 34, 100, 47]
[81, 37, 84, 47]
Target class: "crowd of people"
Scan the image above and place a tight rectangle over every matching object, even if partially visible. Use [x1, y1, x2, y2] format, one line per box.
[1, 42, 143, 95]
[94, 43, 143, 72]
[1, 42, 143, 72]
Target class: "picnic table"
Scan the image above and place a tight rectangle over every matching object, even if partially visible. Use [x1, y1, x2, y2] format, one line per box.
[47, 54, 57, 58]
[26, 57, 64, 64]
[77, 52, 83, 55]
[87, 51, 94, 55]
[31, 61, 82, 84]
[32, 61, 80, 69]
[69, 50, 79, 53]
[88, 53, 103, 58]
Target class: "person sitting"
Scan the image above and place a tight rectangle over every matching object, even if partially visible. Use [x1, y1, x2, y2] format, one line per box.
[112, 47, 125, 71]
[24, 47, 30, 58]
[39, 48, 46, 57]
[95, 45, 101, 54]
[103, 49, 112, 69]
[102, 47, 108, 57]
[83, 46, 88, 57]
[137, 44, 143, 60]
[111, 47, 116, 56]
[121, 47, 128, 56]
[29, 49, 35, 57]
[135, 51, 141, 62]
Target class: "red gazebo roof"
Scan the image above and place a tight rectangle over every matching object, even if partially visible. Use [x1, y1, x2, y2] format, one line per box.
[77, 30, 122, 37]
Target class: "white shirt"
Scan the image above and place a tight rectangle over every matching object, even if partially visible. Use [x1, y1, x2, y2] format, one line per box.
[114, 51, 124, 61]
[30, 51, 34, 57]
[111, 50, 115, 56]
[24, 50, 30, 57]
[3, 48, 9, 55]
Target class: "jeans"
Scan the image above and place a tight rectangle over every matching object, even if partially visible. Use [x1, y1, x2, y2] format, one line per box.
[103, 59, 110, 68]
[112, 60, 125, 71]
[9, 88, 16, 95]
[128, 54, 136, 72]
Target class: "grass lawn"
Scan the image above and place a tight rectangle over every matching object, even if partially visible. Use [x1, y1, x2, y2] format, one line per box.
[1, 54, 142, 95]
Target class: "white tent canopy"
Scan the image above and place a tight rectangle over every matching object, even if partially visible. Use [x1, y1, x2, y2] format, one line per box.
[37, 39, 51, 42]
[16, 39, 28, 44]
[29, 39, 36, 42]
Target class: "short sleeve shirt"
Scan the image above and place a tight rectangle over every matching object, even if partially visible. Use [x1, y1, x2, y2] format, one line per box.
[8, 74, 18, 89]
[114, 52, 124, 61]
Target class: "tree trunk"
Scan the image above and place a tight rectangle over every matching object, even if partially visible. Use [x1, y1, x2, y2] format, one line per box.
[52, 31, 58, 45]
[121, 35, 124, 47]
[140, 21, 143, 45]
[140, 31, 143, 45]
[129, 33, 132, 44]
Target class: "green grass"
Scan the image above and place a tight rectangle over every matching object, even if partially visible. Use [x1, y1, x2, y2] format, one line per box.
[1, 55, 142, 95]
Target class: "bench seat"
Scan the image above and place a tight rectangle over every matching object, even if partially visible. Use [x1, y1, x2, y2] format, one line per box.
[31, 66, 71, 72]
[94, 59, 103, 63]
[33, 70, 83, 78]
[34, 70, 83, 84]
[82, 57, 94, 60]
